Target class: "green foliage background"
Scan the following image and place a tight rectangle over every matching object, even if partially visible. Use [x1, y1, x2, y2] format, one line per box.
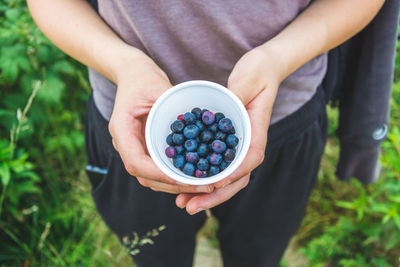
[0, 1, 399, 266]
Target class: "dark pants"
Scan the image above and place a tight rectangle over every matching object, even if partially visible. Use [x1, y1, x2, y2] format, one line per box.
[85, 87, 328, 267]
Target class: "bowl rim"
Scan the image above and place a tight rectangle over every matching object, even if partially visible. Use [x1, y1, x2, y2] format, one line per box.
[145, 80, 251, 185]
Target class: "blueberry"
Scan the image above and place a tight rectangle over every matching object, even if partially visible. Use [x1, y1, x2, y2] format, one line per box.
[173, 155, 185, 169]
[175, 145, 185, 155]
[229, 127, 236, 134]
[185, 152, 199, 164]
[183, 163, 195, 176]
[197, 158, 209, 171]
[220, 160, 230, 170]
[208, 123, 218, 133]
[209, 153, 223, 165]
[201, 109, 209, 116]
[195, 136, 200, 143]
[197, 143, 209, 157]
[224, 148, 236, 162]
[215, 112, 225, 123]
[200, 130, 214, 143]
[218, 118, 233, 133]
[195, 169, 207, 178]
[191, 107, 202, 119]
[171, 120, 185, 133]
[211, 140, 227, 153]
[226, 134, 239, 148]
[195, 120, 206, 131]
[209, 166, 220, 176]
[184, 139, 198, 152]
[183, 112, 196, 125]
[215, 131, 226, 141]
[183, 124, 200, 139]
[172, 133, 184, 145]
[202, 111, 215, 125]
[165, 146, 176, 158]
[166, 133, 174, 146]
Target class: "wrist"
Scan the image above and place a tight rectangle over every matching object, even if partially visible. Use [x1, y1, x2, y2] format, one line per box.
[108, 44, 169, 87]
[257, 42, 291, 84]
[108, 45, 152, 84]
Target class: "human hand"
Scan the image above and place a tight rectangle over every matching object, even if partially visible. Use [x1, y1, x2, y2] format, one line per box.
[176, 46, 286, 214]
[109, 52, 214, 194]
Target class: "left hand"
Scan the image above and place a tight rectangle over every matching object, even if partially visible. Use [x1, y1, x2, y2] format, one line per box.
[176, 46, 286, 214]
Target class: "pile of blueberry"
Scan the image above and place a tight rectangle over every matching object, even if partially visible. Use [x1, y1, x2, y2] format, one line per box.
[165, 108, 239, 178]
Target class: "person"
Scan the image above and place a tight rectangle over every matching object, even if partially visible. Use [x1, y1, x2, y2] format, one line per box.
[27, 1, 385, 266]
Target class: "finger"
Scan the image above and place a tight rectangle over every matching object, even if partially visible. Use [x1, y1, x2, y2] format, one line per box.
[228, 77, 263, 106]
[213, 131, 264, 188]
[109, 114, 176, 185]
[175, 193, 199, 209]
[137, 177, 214, 194]
[214, 144, 264, 189]
[184, 175, 250, 215]
[227, 52, 266, 106]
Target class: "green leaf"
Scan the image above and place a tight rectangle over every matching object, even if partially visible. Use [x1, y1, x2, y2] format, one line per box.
[11, 180, 40, 195]
[388, 194, 400, 203]
[5, 9, 19, 21]
[382, 214, 391, 224]
[17, 171, 40, 182]
[0, 58, 19, 84]
[36, 72, 65, 103]
[15, 56, 31, 72]
[362, 235, 379, 246]
[36, 45, 51, 62]
[394, 215, 400, 230]
[335, 200, 354, 209]
[384, 226, 400, 250]
[369, 202, 390, 213]
[52, 61, 76, 76]
[0, 162, 11, 186]
[356, 209, 364, 221]
[0, 141, 12, 161]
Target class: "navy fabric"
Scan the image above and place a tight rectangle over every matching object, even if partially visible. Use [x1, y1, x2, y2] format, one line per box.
[86, 0, 97, 11]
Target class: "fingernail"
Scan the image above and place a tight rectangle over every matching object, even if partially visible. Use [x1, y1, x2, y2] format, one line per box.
[176, 198, 184, 209]
[223, 180, 232, 187]
[192, 208, 203, 215]
[196, 185, 211, 192]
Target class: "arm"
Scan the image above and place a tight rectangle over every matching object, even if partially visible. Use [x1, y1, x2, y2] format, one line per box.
[27, 0, 142, 84]
[261, 0, 385, 83]
[27, 0, 213, 194]
[230, 0, 385, 105]
[177, 0, 385, 214]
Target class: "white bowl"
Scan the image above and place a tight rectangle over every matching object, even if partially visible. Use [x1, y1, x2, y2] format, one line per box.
[145, 80, 251, 185]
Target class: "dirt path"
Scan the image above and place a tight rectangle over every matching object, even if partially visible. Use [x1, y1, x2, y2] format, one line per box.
[192, 235, 308, 267]
[193, 236, 223, 267]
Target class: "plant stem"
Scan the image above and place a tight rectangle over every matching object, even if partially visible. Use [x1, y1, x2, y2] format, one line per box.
[9, 81, 41, 158]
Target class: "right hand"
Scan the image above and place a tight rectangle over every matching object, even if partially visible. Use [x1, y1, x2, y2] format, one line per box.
[109, 52, 214, 194]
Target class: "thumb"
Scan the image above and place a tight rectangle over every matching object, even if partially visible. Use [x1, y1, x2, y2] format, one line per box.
[227, 69, 264, 106]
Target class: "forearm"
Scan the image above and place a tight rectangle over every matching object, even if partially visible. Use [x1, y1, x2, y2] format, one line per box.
[27, 0, 148, 84]
[261, 0, 385, 82]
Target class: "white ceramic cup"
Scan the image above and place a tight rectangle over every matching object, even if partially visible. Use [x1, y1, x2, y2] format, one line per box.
[145, 80, 251, 185]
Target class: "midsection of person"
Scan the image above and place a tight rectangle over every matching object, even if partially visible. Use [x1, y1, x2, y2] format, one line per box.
[90, 0, 327, 124]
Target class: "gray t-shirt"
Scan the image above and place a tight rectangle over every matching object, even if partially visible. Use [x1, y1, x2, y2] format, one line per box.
[89, 0, 327, 124]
